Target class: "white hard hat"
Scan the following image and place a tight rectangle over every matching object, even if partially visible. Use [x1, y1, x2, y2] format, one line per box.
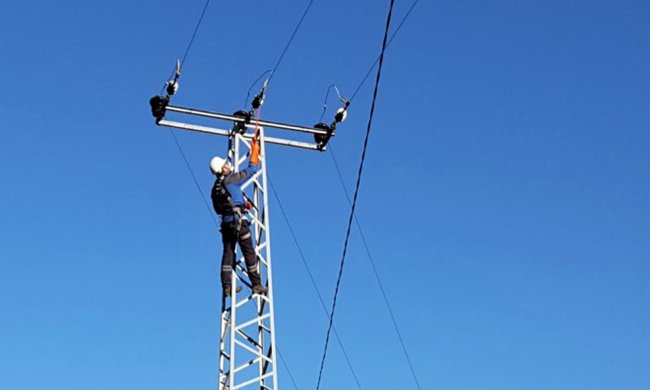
[210, 156, 227, 175]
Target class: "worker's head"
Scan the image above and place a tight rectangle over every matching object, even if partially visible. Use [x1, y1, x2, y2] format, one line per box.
[210, 156, 230, 175]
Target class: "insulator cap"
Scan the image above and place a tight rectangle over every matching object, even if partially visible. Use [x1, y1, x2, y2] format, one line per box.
[313, 122, 332, 148]
[232, 110, 251, 134]
[335, 107, 348, 123]
[252, 94, 264, 109]
[150, 95, 169, 121]
[166, 80, 179, 96]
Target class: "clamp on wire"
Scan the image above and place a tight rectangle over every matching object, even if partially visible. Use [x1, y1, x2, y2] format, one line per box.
[165, 59, 181, 96]
[249, 78, 269, 141]
[314, 85, 350, 150]
[251, 78, 268, 111]
[227, 77, 269, 167]
[150, 59, 181, 122]
[230, 75, 270, 137]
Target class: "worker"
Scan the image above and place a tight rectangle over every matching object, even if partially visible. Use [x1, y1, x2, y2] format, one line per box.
[210, 137, 268, 297]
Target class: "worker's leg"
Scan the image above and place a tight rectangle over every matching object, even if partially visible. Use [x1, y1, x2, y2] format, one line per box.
[237, 220, 262, 287]
[221, 223, 237, 290]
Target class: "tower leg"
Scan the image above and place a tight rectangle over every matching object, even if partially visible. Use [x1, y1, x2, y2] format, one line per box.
[218, 129, 278, 389]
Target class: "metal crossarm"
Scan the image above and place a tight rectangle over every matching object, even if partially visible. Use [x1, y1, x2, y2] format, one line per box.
[157, 103, 333, 151]
[165, 105, 330, 135]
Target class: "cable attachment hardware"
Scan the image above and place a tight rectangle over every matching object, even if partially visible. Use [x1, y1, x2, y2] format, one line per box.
[149, 59, 182, 123]
[335, 99, 350, 123]
[251, 78, 269, 110]
[166, 59, 182, 96]
[314, 98, 350, 150]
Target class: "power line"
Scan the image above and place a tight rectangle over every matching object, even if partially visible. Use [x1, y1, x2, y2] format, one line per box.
[168, 129, 219, 228]
[328, 145, 422, 390]
[269, 179, 364, 390]
[243, 69, 273, 107]
[318, 4, 423, 384]
[315, 1, 396, 389]
[161, 0, 213, 94]
[267, 0, 316, 85]
[162, 0, 216, 226]
[317, 6, 424, 384]
[277, 348, 300, 390]
[349, 0, 419, 102]
[180, 0, 212, 67]
[318, 84, 345, 123]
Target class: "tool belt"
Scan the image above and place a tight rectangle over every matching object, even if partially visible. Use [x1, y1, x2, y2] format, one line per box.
[221, 207, 246, 233]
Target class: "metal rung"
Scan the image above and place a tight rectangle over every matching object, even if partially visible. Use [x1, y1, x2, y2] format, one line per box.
[236, 313, 271, 331]
[233, 338, 261, 358]
[235, 294, 256, 309]
[234, 339, 272, 364]
[235, 328, 262, 348]
[232, 357, 261, 374]
[259, 323, 271, 333]
[232, 372, 274, 390]
[250, 217, 266, 230]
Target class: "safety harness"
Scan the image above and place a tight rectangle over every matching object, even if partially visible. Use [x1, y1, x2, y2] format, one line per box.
[212, 175, 246, 233]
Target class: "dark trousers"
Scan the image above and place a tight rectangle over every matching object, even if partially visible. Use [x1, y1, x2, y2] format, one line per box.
[220, 219, 262, 288]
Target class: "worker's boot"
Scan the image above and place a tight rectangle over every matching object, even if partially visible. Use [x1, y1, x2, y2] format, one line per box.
[252, 284, 268, 295]
[224, 285, 242, 297]
[247, 264, 268, 295]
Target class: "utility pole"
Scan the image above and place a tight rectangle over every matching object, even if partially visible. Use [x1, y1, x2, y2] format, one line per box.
[149, 73, 347, 389]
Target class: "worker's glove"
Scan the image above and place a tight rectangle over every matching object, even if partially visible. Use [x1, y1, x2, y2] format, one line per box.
[250, 139, 260, 165]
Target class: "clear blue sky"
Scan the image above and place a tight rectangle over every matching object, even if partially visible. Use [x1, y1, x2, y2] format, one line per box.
[1, 0, 649, 389]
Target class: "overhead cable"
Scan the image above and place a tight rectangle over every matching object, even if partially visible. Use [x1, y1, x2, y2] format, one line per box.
[168, 129, 219, 228]
[314, 1, 423, 385]
[161, 0, 213, 94]
[315, 1, 396, 389]
[269, 179, 364, 390]
[349, 0, 419, 102]
[318, 84, 345, 123]
[328, 145, 422, 390]
[243, 69, 274, 107]
[277, 348, 300, 390]
[267, 0, 316, 85]
[180, 0, 212, 67]
[162, 0, 216, 226]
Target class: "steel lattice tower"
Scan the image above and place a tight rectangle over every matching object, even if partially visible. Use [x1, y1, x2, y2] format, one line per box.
[150, 91, 343, 389]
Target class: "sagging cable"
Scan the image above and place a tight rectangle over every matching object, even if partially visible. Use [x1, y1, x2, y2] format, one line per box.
[243, 69, 273, 107]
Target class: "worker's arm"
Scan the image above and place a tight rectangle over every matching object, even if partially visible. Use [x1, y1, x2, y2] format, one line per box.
[223, 139, 260, 185]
